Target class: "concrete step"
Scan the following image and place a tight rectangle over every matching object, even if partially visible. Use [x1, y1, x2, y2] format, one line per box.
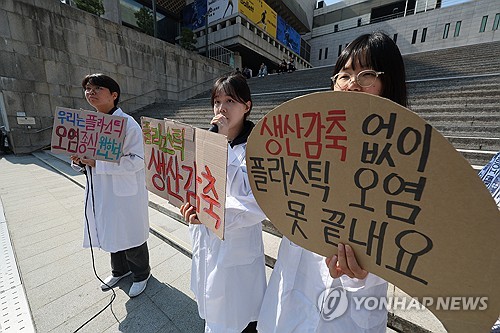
[411, 97, 499, 106]
[413, 106, 499, 115]
[410, 79, 499, 99]
[422, 114, 500, 126]
[409, 88, 500, 99]
[405, 66, 498, 78]
[433, 125, 500, 138]
[408, 75, 499, 85]
[456, 149, 498, 166]
[445, 136, 500, 151]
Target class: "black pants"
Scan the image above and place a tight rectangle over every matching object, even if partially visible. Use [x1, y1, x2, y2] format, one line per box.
[110, 242, 150, 282]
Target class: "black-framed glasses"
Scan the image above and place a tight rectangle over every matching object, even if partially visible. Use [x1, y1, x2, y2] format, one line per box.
[84, 85, 105, 94]
[331, 70, 384, 89]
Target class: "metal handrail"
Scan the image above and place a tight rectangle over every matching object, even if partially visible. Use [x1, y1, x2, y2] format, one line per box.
[119, 68, 234, 105]
[207, 42, 235, 67]
[119, 88, 173, 105]
[25, 126, 53, 134]
[177, 69, 234, 100]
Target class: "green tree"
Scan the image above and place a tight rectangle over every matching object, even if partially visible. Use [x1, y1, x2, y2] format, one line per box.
[73, 0, 105, 16]
[135, 7, 154, 36]
[180, 28, 197, 51]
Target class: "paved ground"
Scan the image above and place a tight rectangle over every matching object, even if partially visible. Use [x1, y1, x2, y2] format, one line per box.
[0, 151, 414, 333]
[0, 153, 203, 333]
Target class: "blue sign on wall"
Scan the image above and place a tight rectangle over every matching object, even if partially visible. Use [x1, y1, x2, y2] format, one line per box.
[276, 16, 300, 54]
[182, 0, 208, 30]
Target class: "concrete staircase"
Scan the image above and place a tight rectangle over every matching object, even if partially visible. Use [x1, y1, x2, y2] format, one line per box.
[408, 76, 499, 166]
[132, 41, 500, 167]
[404, 41, 500, 79]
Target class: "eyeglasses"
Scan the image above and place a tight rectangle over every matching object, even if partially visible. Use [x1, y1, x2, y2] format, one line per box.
[84, 85, 105, 94]
[331, 70, 384, 89]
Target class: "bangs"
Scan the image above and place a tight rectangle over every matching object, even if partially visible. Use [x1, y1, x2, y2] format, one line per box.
[347, 46, 373, 71]
[82, 74, 120, 94]
[335, 34, 383, 73]
[212, 79, 246, 105]
[82, 74, 121, 105]
[210, 74, 252, 116]
[86, 76, 106, 87]
[342, 43, 376, 70]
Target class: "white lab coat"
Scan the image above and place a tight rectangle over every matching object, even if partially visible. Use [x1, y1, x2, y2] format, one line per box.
[258, 237, 388, 333]
[189, 142, 267, 333]
[81, 108, 149, 253]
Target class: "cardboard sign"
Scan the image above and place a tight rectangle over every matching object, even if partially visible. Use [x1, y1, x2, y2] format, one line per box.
[142, 117, 227, 239]
[51, 107, 127, 162]
[142, 118, 196, 208]
[246, 91, 500, 332]
[195, 129, 228, 240]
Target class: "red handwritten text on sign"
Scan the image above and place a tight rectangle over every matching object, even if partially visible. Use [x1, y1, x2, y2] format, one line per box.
[259, 110, 347, 160]
[142, 117, 228, 240]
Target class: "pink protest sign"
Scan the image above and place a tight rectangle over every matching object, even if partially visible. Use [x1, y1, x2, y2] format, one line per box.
[51, 107, 127, 162]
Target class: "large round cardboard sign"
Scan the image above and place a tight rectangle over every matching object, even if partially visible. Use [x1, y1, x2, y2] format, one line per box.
[246, 91, 500, 332]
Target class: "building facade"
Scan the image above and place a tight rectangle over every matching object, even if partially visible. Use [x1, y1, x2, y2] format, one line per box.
[184, 0, 316, 74]
[310, 0, 499, 66]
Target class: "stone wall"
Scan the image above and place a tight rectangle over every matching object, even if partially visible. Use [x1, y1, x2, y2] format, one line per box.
[0, 0, 232, 154]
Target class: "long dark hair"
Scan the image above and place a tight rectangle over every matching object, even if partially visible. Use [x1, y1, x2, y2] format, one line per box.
[211, 74, 252, 119]
[332, 32, 408, 107]
[82, 73, 121, 106]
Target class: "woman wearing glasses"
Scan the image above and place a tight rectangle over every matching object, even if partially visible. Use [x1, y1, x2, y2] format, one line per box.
[71, 74, 151, 298]
[257, 32, 407, 333]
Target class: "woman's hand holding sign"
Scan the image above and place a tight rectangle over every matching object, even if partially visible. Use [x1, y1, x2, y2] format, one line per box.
[325, 243, 368, 280]
[70, 155, 96, 168]
[180, 202, 202, 225]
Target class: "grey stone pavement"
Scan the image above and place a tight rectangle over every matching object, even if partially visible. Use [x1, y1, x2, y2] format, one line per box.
[0, 152, 204, 333]
[0, 150, 445, 333]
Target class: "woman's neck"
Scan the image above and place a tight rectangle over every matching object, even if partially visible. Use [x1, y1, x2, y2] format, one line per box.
[96, 105, 116, 114]
[227, 122, 244, 142]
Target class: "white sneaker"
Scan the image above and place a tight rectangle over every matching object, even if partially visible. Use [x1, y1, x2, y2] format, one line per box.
[100, 271, 132, 290]
[128, 274, 151, 297]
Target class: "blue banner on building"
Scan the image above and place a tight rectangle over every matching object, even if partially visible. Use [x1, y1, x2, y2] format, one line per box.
[276, 15, 300, 54]
[182, 0, 208, 30]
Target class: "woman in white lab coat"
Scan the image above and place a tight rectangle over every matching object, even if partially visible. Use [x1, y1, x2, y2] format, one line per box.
[71, 74, 150, 298]
[180, 74, 267, 333]
[258, 32, 409, 332]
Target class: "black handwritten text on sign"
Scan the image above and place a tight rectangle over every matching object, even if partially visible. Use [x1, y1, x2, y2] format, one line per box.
[246, 91, 500, 333]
